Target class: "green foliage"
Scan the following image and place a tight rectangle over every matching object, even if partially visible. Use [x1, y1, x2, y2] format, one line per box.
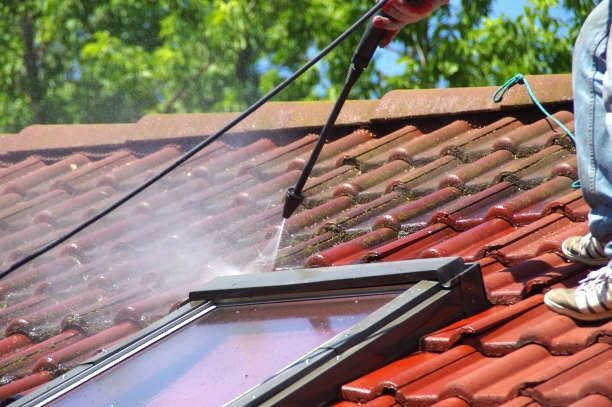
[0, 0, 595, 132]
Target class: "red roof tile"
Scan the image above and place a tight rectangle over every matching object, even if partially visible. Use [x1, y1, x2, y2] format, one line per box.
[568, 394, 612, 407]
[0, 75, 609, 404]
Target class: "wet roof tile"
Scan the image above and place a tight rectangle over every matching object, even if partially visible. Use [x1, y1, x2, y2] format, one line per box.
[421, 218, 516, 261]
[2, 154, 91, 197]
[289, 129, 374, 174]
[336, 125, 420, 170]
[388, 120, 470, 165]
[486, 176, 575, 225]
[568, 394, 612, 407]
[305, 227, 398, 267]
[525, 346, 611, 405]
[481, 253, 588, 304]
[441, 116, 522, 162]
[374, 187, 462, 233]
[489, 111, 573, 157]
[0, 157, 45, 185]
[431, 182, 519, 231]
[341, 345, 478, 402]
[422, 293, 612, 355]
[321, 192, 404, 234]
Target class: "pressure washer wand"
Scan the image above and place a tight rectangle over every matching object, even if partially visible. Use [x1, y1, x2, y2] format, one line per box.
[282, 8, 392, 219]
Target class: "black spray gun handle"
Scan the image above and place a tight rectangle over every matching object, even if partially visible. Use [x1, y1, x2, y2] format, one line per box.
[283, 1, 418, 219]
[351, 10, 390, 72]
[353, 0, 426, 70]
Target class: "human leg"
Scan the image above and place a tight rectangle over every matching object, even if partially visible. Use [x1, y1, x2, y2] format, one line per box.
[572, 0, 612, 256]
[545, 1, 612, 321]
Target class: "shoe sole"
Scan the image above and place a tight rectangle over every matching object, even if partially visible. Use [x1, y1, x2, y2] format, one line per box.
[561, 244, 609, 267]
[544, 295, 612, 322]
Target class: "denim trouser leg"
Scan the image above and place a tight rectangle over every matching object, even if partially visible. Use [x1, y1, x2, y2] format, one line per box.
[573, 0, 612, 258]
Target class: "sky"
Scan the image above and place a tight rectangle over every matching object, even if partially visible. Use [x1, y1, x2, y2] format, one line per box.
[492, 0, 528, 18]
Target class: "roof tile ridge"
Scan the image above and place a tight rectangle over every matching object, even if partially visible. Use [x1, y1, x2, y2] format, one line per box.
[373, 74, 572, 122]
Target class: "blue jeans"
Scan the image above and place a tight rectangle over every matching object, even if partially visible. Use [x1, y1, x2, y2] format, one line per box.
[573, 0, 612, 258]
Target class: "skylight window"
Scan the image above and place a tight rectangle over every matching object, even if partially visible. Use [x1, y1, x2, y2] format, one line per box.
[20, 257, 487, 406]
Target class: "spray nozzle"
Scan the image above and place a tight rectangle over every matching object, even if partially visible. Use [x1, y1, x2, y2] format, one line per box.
[283, 187, 304, 219]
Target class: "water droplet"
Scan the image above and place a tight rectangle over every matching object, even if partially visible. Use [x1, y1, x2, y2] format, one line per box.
[305, 359, 310, 364]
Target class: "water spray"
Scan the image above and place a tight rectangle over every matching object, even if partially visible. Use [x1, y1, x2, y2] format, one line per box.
[282, 5, 401, 220]
[0, 1, 389, 280]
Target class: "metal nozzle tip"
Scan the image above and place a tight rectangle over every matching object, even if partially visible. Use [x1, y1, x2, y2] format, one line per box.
[283, 188, 304, 219]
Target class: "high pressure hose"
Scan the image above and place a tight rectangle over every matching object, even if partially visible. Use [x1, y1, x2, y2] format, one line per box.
[0, 1, 388, 280]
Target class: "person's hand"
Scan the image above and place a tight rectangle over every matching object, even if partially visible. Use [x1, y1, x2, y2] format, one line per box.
[373, 0, 449, 46]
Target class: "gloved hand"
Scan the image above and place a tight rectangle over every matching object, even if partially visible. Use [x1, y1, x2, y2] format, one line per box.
[374, 0, 449, 46]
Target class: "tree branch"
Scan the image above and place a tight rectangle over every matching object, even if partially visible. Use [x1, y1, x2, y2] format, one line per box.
[162, 61, 209, 113]
[21, 11, 45, 123]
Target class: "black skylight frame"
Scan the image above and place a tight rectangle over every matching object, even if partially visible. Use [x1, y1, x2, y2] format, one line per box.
[15, 257, 488, 407]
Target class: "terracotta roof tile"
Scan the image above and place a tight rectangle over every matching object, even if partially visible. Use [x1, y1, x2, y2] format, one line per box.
[32, 322, 139, 374]
[321, 192, 404, 234]
[421, 218, 516, 261]
[391, 155, 463, 198]
[440, 149, 515, 193]
[342, 346, 478, 402]
[51, 150, 135, 193]
[363, 223, 459, 262]
[431, 182, 519, 230]
[395, 344, 610, 406]
[374, 187, 462, 233]
[567, 394, 612, 406]
[388, 120, 470, 165]
[285, 196, 355, 233]
[482, 253, 588, 304]
[491, 111, 573, 157]
[337, 125, 420, 170]
[486, 176, 575, 225]
[0, 190, 69, 230]
[505, 145, 576, 189]
[422, 295, 545, 353]
[442, 116, 522, 162]
[490, 215, 588, 265]
[335, 395, 400, 406]
[289, 129, 374, 174]
[0, 371, 53, 401]
[2, 154, 91, 197]
[431, 397, 472, 407]
[423, 293, 612, 355]
[475, 304, 612, 356]
[305, 227, 397, 267]
[0, 156, 46, 184]
[498, 396, 540, 406]
[525, 346, 611, 405]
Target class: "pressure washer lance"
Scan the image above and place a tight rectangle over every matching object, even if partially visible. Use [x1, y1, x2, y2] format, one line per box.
[282, 6, 400, 219]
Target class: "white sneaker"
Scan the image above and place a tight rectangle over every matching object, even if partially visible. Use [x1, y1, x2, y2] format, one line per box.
[544, 265, 612, 321]
[561, 233, 609, 266]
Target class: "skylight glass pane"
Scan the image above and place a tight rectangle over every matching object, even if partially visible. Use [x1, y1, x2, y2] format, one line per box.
[54, 293, 396, 406]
